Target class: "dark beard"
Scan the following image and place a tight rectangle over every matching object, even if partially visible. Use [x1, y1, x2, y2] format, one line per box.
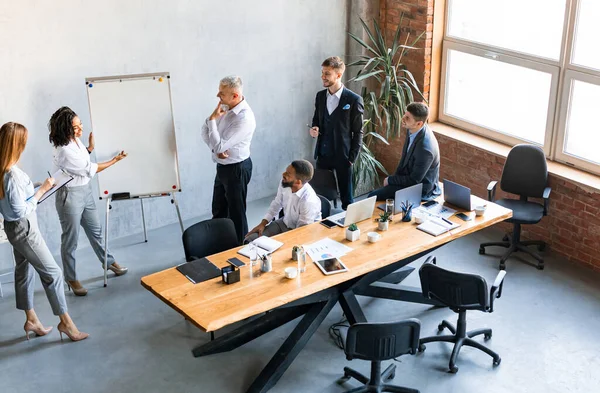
[281, 180, 294, 188]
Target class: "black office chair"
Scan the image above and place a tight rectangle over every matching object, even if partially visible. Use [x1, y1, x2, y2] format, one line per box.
[310, 168, 339, 208]
[417, 256, 505, 373]
[479, 144, 551, 270]
[338, 319, 421, 393]
[318, 194, 332, 218]
[182, 218, 239, 261]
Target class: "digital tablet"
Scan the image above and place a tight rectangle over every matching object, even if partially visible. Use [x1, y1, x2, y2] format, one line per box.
[313, 257, 348, 275]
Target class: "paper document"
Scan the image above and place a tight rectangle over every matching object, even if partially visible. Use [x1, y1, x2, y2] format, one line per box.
[31, 170, 74, 204]
[414, 203, 456, 219]
[417, 217, 460, 237]
[238, 236, 283, 259]
[303, 237, 353, 262]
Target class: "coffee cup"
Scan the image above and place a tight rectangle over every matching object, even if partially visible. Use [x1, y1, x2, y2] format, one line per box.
[367, 232, 381, 243]
[284, 267, 298, 279]
[474, 205, 487, 216]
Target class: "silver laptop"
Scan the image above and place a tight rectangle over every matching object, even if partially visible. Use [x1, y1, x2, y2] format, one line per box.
[377, 183, 423, 214]
[443, 179, 474, 210]
[326, 196, 377, 227]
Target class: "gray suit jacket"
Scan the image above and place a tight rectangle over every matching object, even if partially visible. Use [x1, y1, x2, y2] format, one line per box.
[388, 124, 442, 201]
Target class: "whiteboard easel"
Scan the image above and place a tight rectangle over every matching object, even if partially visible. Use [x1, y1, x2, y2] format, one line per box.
[85, 72, 183, 286]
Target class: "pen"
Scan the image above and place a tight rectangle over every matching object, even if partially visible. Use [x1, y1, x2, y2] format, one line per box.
[441, 217, 453, 225]
[47, 171, 52, 178]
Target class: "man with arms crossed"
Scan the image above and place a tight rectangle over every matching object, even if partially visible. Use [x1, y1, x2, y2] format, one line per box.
[246, 160, 321, 242]
[369, 102, 441, 201]
[309, 56, 364, 210]
[201, 76, 256, 244]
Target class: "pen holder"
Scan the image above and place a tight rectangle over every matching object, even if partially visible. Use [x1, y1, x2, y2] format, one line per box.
[221, 265, 240, 284]
[400, 201, 414, 222]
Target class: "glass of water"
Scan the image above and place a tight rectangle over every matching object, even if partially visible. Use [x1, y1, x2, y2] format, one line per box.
[249, 243, 259, 266]
[385, 199, 395, 215]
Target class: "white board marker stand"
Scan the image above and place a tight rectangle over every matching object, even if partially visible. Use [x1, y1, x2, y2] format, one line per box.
[85, 72, 184, 287]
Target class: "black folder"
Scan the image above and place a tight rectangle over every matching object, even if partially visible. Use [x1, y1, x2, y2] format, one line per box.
[176, 257, 221, 284]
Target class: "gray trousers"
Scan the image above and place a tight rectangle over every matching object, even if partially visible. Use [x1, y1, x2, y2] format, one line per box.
[245, 219, 290, 243]
[4, 213, 68, 315]
[56, 183, 115, 281]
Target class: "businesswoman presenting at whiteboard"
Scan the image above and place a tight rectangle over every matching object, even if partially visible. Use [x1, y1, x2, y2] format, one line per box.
[0, 122, 88, 341]
[49, 106, 128, 296]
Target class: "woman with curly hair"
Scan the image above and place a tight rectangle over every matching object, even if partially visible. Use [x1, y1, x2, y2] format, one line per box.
[49, 106, 128, 296]
[0, 122, 88, 341]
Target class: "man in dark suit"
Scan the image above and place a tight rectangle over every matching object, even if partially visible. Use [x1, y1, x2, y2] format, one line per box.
[309, 56, 364, 210]
[369, 102, 442, 201]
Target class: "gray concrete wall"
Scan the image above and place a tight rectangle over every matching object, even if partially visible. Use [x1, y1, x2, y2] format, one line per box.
[0, 0, 348, 270]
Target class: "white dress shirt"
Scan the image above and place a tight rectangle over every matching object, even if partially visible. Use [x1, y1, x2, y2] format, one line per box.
[326, 85, 344, 115]
[0, 166, 37, 221]
[200, 99, 256, 165]
[53, 138, 98, 187]
[263, 183, 322, 229]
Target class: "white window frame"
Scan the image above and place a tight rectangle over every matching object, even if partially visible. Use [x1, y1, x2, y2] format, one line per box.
[439, 41, 559, 156]
[439, 0, 600, 176]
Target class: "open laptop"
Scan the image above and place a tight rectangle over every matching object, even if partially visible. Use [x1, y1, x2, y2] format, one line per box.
[377, 183, 423, 214]
[443, 179, 474, 210]
[326, 196, 377, 227]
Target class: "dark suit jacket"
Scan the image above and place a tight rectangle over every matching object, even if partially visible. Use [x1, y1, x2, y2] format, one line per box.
[312, 87, 364, 163]
[388, 124, 442, 201]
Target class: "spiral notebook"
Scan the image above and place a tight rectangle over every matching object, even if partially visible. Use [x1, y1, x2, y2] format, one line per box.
[238, 236, 283, 258]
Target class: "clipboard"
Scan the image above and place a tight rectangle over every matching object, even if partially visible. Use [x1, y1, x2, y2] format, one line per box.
[32, 170, 74, 204]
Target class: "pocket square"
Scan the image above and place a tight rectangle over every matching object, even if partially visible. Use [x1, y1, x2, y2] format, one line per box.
[342, 104, 351, 110]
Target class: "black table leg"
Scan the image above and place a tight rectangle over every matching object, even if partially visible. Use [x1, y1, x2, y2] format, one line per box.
[246, 293, 338, 393]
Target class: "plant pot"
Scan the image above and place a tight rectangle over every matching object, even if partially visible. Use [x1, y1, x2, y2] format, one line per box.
[378, 221, 389, 231]
[346, 228, 360, 242]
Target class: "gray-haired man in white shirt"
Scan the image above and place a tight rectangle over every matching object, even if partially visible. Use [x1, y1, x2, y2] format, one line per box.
[201, 76, 256, 244]
[246, 160, 322, 242]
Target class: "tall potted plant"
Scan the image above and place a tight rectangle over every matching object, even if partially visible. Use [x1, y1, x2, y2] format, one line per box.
[349, 16, 425, 194]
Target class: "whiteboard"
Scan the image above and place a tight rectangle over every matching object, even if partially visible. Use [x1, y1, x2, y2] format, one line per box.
[85, 72, 180, 199]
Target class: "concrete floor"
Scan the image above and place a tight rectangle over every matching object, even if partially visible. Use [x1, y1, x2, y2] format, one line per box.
[1, 196, 600, 393]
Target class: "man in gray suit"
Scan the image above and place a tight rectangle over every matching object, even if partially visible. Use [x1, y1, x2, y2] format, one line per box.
[369, 102, 441, 201]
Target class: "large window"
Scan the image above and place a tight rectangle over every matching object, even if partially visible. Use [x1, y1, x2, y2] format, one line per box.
[440, 0, 600, 174]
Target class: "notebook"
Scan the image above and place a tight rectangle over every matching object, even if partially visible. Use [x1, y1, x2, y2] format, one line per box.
[176, 257, 221, 284]
[238, 236, 283, 258]
[417, 217, 460, 237]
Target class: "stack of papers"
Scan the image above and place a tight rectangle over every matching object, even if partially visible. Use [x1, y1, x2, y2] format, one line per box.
[414, 202, 456, 219]
[417, 217, 460, 237]
[303, 238, 353, 262]
[238, 236, 283, 258]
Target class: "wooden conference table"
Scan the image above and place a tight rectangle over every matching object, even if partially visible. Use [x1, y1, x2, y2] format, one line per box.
[141, 196, 511, 393]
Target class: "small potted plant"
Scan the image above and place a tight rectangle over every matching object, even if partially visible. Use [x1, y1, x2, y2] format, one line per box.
[346, 223, 360, 242]
[400, 200, 414, 222]
[292, 245, 302, 261]
[377, 211, 392, 231]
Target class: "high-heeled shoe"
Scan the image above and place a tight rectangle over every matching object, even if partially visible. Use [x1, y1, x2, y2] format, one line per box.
[67, 280, 88, 296]
[108, 262, 128, 276]
[24, 321, 53, 340]
[57, 322, 89, 342]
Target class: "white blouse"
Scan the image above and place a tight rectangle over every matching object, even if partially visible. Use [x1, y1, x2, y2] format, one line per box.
[53, 138, 98, 187]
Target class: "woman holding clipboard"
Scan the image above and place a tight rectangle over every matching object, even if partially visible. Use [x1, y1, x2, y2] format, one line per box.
[0, 122, 88, 341]
[49, 106, 128, 296]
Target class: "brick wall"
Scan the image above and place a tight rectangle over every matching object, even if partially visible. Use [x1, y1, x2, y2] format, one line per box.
[379, 0, 434, 101]
[375, 0, 600, 272]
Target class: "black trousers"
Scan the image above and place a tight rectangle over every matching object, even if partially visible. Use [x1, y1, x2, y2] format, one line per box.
[212, 158, 252, 245]
[368, 184, 404, 201]
[316, 156, 354, 210]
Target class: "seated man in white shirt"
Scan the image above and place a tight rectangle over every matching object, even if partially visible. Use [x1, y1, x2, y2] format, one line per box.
[245, 160, 322, 242]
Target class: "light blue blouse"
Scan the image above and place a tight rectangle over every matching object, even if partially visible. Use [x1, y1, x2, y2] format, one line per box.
[0, 166, 38, 222]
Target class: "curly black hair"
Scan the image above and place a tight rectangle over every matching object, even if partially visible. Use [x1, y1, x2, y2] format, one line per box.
[48, 106, 78, 147]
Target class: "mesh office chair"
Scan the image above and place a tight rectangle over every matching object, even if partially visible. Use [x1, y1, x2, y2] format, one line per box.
[338, 319, 421, 393]
[309, 168, 339, 208]
[182, 218, 239, 261]
[479, 144, 551, 270]
[417, 256, 505, 373]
